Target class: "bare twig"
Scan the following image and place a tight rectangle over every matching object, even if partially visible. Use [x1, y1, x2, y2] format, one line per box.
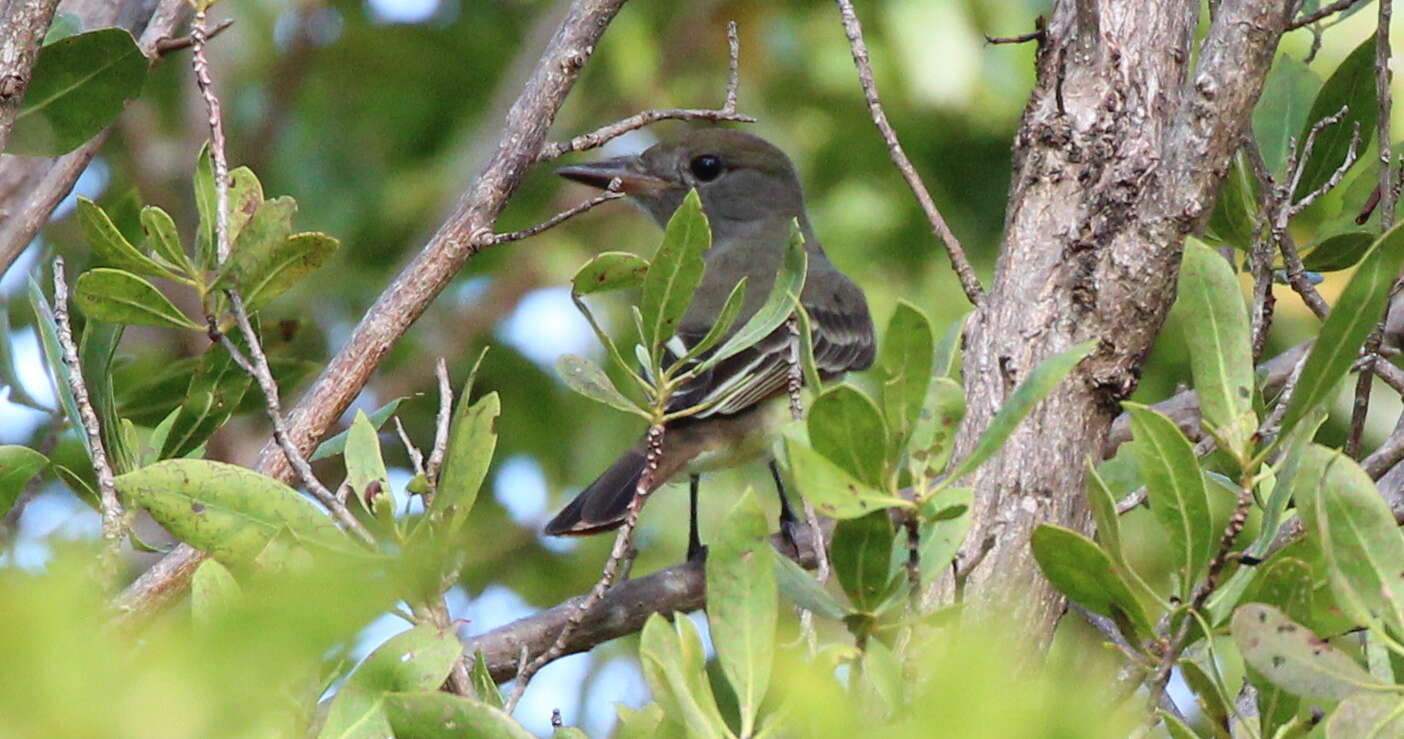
[190, 10, 233, 265]
[393, 416, 426, 479]
[423, 358, 452, 503]
[52, 257, 125, 580]
[985, 29, 1046, 45]
[152, 18, 233, 56]
[0, 0, 62, 153]
[833, 0, 983, 305]
[212, 309, 375, 545]
[1287, 0, 1364, 29]
[481, 188, 625, 246]
[504, 423, 666, 713]
[534, 22, 751, 162]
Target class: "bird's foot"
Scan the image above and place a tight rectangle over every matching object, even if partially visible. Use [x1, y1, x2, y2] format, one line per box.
[778, 517, 802, 559]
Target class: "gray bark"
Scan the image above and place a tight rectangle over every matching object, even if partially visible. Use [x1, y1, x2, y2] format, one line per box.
[942, 0, 1289, 640]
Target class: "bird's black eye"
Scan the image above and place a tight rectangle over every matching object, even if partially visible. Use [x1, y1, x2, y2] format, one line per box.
[689, 154, 724, 182]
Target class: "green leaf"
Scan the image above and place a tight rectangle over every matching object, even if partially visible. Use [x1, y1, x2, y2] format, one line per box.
[211, 197, 292, 280]
[1160, 710, 1200, 739]
[1255, 53, 1320, 174]
[1125, 403, 1213, 598]
[556, 354, 641, 416]
[160, 342, 253, 459]
[552, 728, 588, 739]
[912, 486, 973, 588]
[227, 231, 339, 310]
[783, 433, 911, 519]
[469, 649, 503, 709]
[1281, 221, 1404, 439]
[42, 13, 82, 44]
[79, 320, 131, 473]
[944, 340, 1096, 486]
[700, 223, 807, 370]
[1325, 693, 1404, 738]
[1178, 659, 1231, 736]
[8, 29, 148, 156]
[141, 205, 190, 275]
[705, 490, 777, 737]
[321, 625, 468, 739]
[907, 377, 965, 492]
[1293, 444, 1404, 636]
[383, 692, 533, 739]
[30, 276, 85, 456]
[1231, 603, 1380, 702]
[1030, 524, 1153, 639]
[1177, 239, 1256, 457]
[116, 459, 357, 565]
[639, 613, 731, 739]
[1205, 153, 1259, 251]
[615, 703, 669, 739]
[0, 446, 48, 518]
[73, 268, 199, 330]
[190, 558, 241, 625]
[572, 251, 649, 295]
[1244, 558, 1314, 736]
[1294, 38, 1377, 202]
[808, 385, 887, 488]
[1086, 463, 1123, 566]
[878, 301, 934, 458]
[77, 198, 173, 279]
[860, 637, 903, 715]
[774, 554, 849, 619]
[310, 397, 408, 461]
[344, 410, 389, 502]
[641, 189, 710, 351]
[831, 510, 895, 613]
[677, 277, 747, 364]
[428, 390, 500, 535]
[1302, 231, 1376, 272]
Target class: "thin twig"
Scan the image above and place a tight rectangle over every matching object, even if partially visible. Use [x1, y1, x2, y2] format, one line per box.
[985, 29, 1045, 45]
[153, 18, 233, 56]
[534, 22, 751, 162]
[393, 416, 426, 479]
[423, 358, 453, 505]
[833, 0, 983, 305]
[215, 300, 376, 545]
[190, 10, 233, 265]
[52, 256, 125, 581]
[479, 188, 625, 246]
[503, 423, 666, 713]
[1287, 0, 1363, 29]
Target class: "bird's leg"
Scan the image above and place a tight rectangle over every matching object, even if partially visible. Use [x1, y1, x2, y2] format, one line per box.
[687, 474, 707, 562]
[769, 460, 800, 555]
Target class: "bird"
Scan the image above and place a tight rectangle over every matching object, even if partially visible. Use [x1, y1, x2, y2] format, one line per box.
[544, 128, 875, 560]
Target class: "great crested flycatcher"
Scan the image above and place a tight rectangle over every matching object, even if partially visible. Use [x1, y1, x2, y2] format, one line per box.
[545, 129, 875, 559]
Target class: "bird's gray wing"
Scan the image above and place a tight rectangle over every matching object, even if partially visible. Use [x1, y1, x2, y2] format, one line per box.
[665, 271, 874, 419]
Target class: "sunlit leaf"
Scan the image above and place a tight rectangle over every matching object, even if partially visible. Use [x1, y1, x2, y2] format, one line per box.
[641, 189, 710, 351]
[572, 251, 649, 295]
[77, 198, 173, 279]
[808, 385, 887, 488]
[783, 433, 911, 519]
[73, 268, 199, 330]
[321, 625, 467, 739]
[140, 205, 190, 275]
[556, 354, 641, 416]
[190, 558, 241, 625]
[705, 490, 776, 737]
[639, 613, 731, 738]
[469, 649, 503, 709]
[1325, 693, 1404, 738]
[344, 410, 389, 503]
[1125, 403, 1213, 598]
[0, 446, 48, 518]
[1177, 239, 1256, 458]
[428, 390, 500, 535]
[1231, 603, 1380, 702]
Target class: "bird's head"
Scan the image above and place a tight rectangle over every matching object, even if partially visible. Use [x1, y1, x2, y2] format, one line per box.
[556, 129, 807, 236]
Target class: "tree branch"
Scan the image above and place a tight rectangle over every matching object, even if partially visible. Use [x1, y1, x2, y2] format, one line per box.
[833, 0, 983, 305]
[116, 0, 634, 622]
[1287, 0, 1364, 29]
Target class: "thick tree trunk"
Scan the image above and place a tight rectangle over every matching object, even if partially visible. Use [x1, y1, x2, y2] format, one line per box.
[944, 0, 1288, 639]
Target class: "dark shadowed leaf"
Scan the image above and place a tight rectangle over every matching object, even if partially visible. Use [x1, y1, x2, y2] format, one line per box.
[1254, 53, 1320, 173]
[572, 251, 650, 295]
[1030, 524, 1152, 639]
[1302, 231, 1375, 272]
[1231, 603, 1379, 701]
[1282, 222, 1404, 438]
[705, 490, 776, 737]
[160, 342, 252, 459]
[1293, 38, 1377, 201]
[73, 268, 199, 330]
[9, 29, 148, 156]
[1205, 153, 1258, 251]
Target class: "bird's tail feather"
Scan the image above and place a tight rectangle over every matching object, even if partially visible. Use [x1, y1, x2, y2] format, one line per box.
[544, 447, 646, 536]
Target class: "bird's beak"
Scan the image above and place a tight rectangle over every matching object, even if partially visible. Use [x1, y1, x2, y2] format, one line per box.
[555, 156, 672, 196]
